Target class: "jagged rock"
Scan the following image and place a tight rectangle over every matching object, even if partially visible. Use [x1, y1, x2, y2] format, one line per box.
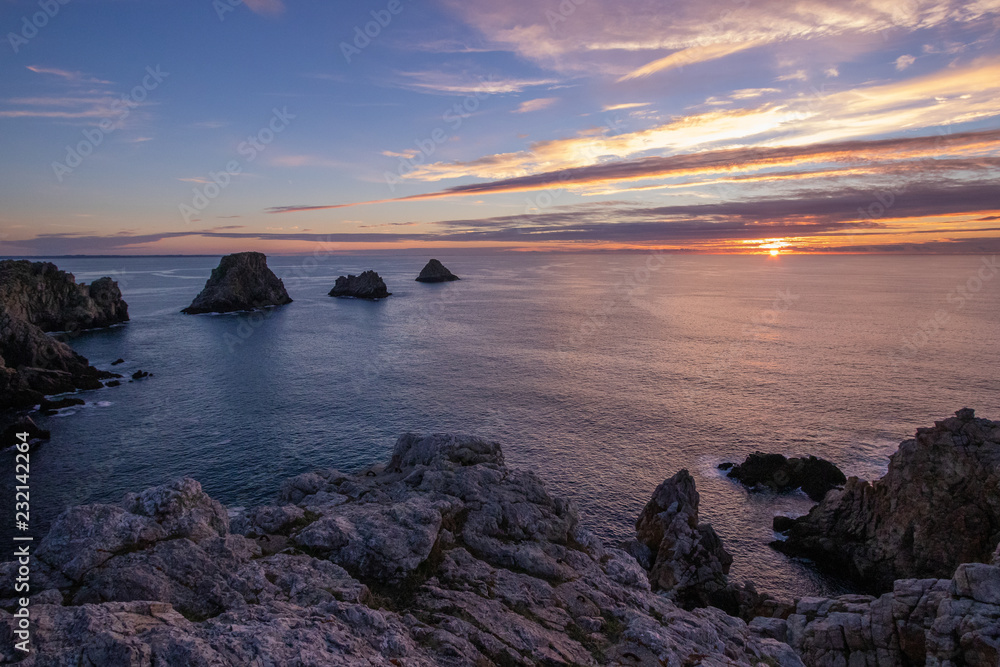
[39, 396, 85, 413]
[415, 258, 460, 282]
[0, 434, 802, 666]
[111, 358, 125, 365]
[632, 469, 734, 609]
[721, 452, 846, 501]
[132, 370, 150, 380]
[751, 563, 1000, 666]
[0, 260, 129, 331]
[329, 270, 391, 299]
[182, 252, 292, 314]
[776, 409, 1000, 593]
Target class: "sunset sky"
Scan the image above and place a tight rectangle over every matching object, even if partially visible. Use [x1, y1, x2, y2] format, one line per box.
[1, 0, 998, 255]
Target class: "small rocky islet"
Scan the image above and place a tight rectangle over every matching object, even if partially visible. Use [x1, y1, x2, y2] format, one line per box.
[719, 452, 847, 502]
[415, 258, 460, 282]
[182, 251, 292, 314]
[329, 270, 391, 299]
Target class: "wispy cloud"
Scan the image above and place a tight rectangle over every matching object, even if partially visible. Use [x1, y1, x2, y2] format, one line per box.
[512, 97, 558, 113]
[393, 70, 560, 95]
[618, 41, 764, 81]
[602, 102, 651, 112]
[895, 54, 916, 70]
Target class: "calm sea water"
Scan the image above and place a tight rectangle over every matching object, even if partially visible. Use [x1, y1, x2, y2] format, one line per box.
[3, 253, 999, 599]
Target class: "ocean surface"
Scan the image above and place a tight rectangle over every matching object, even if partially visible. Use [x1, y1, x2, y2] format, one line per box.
[3, 252, 999, 599]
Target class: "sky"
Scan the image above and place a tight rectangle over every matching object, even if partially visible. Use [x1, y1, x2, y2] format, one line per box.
[0, 0, 998, 255]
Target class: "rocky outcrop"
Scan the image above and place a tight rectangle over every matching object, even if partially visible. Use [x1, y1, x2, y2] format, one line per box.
[749, 548, 1000, 666]
[0, 265, 126, 413]
[626, 469, 767, 619]
[720, 453, 847, 502]
[416, 258, 460, 282]
[182, 252, 292, 314]
[0, 260, 129, 331]
[0, 434, 802, 666]
[775, 409, 1000, 593]
[329, 270, 391, 299]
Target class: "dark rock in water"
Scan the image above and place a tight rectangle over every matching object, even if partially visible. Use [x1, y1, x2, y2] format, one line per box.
[772, 515, 796, 533]
[182, 252, 292, 314]
[0, 260, 129, 332]
[111, 358, 125, 366]
[0, 435, 800, 666]
[718, 461, 735, 471]
[1, 415, 50, 450]
[329, 270, 390, 299]
[775, 409, 1000, 593]
[722, 452, 846, 501]
[104, 380, 121, 387]
[415, 258, 459, 283]
[131, 370, 149, 380]
[39, 396, 85, 414]
[630, 469, 767, 616]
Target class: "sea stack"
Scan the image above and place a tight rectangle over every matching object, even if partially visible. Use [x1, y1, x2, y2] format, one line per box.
[415, 258, 459, 283]
[328, 270, 390, 299]
[182, 252, 292, 314]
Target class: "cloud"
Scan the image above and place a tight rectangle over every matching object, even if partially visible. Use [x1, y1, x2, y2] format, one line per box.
[896, 54, 917, 70]
[241, 0, 285, 17]
[440, 0, 1000, 77]
[618, 41, 764, 81]
[602, 102, 651, 112]
[25, 66, 111, 84]
[367, 58, 1000, 184]
[775, 69, 808, 82]
[393, 71, 559, 95]
[513, 97, 558, 113]
[266, 128, 1000, 212]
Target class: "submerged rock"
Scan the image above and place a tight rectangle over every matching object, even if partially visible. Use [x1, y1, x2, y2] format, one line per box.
[0, 434, 802, 666]
[182, 252, 292, 314]
[775, 409, 1000, 592]
[721, 452, 846, 501]
[415, 258, 460, 282]
[329, 270, 391, 299]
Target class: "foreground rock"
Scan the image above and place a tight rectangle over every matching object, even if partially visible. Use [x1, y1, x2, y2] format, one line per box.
[749, 546, 1000, 665]
[627, 469, 767, 619]
[415, 258, 460, 282]
[182, 252, 292, 314]
[720, 452, 846, 502]
[0, 259, 129, 331]
[329, 270, 391, 299]
[0, 434, 801, 666]
[0, 261, 126, 412]
[776, 409, 1000, 593]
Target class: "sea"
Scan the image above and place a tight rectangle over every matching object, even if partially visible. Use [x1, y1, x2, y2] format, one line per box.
[3, 252, 999, 600]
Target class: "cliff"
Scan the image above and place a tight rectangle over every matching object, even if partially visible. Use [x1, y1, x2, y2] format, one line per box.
[775, 409, 1000, 593]
[182, 252, 292, 314]
[0, 434, 800, 666]
[0, 260, 129, 332]
[0, 261, 126, 412]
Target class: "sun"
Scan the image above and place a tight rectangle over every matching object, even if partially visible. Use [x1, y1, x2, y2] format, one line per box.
[769, 248, 780, 256]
